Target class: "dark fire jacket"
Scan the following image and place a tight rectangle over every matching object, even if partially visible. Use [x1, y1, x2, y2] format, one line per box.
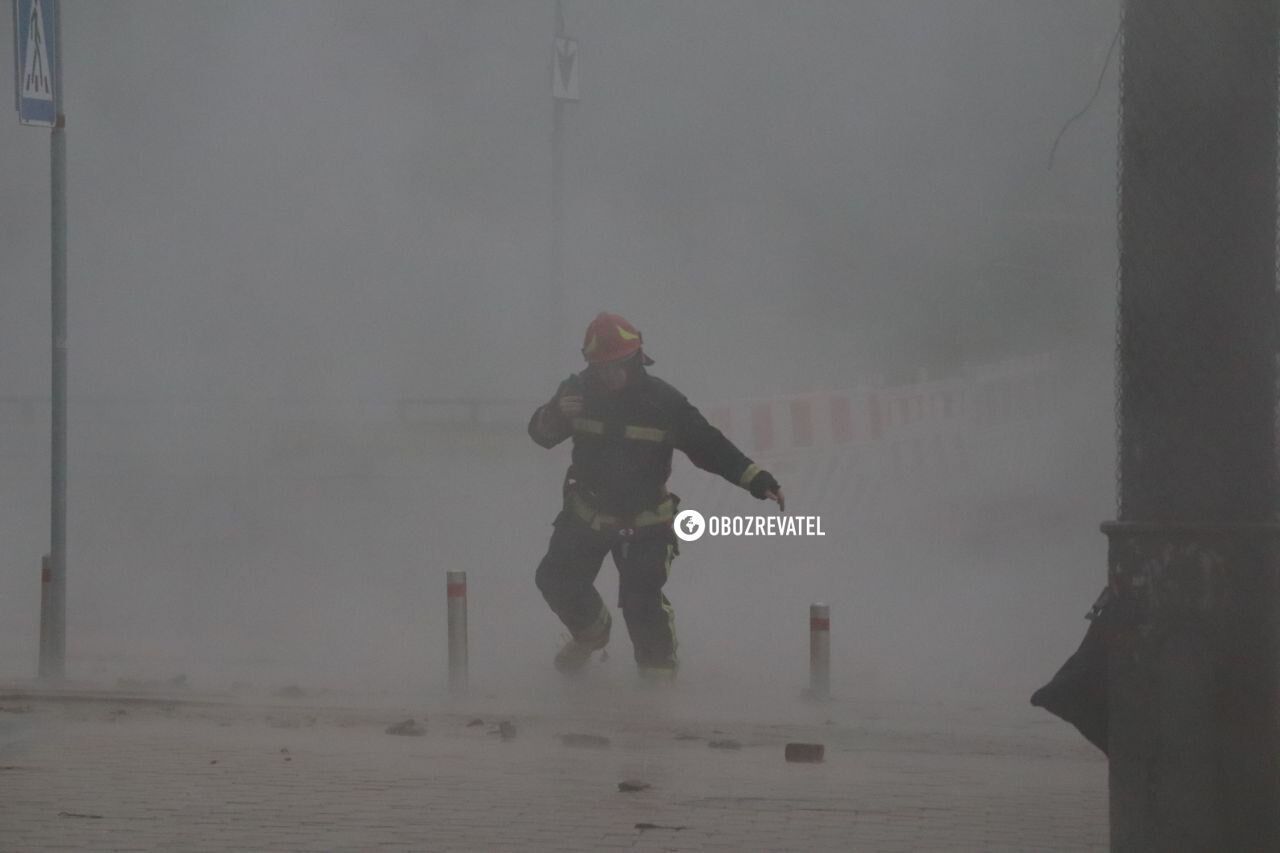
[528, 369, 763, 516]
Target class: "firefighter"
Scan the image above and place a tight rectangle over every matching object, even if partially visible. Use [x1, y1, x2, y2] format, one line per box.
[528, 312, 784, 679]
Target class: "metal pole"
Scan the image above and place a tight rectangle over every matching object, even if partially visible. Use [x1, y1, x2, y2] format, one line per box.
[446, 571, 468, 693]
[550, 0, 565, 377]
[808, 603, 830, 699]
[43, 1, 67, 678]
[1109, 2, 1280, 848]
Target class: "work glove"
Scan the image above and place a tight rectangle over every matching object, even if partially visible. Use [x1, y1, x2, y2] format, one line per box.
[556, 394, 585, 419]
[748, 469, 780, 500]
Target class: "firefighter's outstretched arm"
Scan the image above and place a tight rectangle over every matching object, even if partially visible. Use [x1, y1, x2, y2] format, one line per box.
[527, 376, 580, 449]
[671, 394, 785, 512]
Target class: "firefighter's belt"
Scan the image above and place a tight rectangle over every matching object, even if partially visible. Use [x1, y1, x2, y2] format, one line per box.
[567, 490, 677, 534]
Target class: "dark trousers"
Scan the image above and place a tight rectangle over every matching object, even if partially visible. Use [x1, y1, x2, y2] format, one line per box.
[535, 516, 678, 670]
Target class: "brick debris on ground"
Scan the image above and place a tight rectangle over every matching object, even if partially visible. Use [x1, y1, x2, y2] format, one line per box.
[0, 687, 1106, 852]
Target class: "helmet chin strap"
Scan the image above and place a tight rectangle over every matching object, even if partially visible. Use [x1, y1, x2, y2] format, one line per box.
[582, 352, 643, 392]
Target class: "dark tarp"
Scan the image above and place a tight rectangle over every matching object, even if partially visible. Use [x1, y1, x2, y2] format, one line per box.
[1030, 588, 1112, 755]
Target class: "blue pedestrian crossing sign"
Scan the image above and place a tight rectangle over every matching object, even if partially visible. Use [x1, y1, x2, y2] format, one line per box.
[13, 0, 59, 126]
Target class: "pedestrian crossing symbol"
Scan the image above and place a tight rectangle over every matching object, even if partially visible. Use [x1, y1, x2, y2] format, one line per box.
[13, 0, 60, 126]
[553, 36, 579, 102]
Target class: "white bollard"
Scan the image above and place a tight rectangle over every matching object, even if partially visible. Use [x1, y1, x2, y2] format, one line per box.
[809, 603, 830, 700]
[447, 571, 468, 693]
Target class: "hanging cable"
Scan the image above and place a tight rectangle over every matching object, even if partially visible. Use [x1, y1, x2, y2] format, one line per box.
[1048, 22, 1122, 170]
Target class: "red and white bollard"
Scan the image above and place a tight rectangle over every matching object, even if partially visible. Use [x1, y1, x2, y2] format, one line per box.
[38, 554, 53, 677]
[809, 602, 830, 700]
[447, 571, 468, 693]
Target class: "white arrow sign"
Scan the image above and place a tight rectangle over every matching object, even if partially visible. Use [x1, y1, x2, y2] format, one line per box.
[553, 36, 579, 101]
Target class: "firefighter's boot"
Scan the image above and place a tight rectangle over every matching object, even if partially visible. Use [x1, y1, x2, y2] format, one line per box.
[637, 664, 677, 686]
[554, 608, 612, 674]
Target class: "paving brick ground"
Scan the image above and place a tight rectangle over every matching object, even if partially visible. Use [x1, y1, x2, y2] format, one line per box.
[0, 683, 1106, 852]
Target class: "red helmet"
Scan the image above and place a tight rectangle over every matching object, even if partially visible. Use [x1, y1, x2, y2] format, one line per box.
[581, 312, 654, 365]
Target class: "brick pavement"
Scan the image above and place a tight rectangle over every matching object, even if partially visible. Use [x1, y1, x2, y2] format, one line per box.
[0, 685, 1106, 852]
